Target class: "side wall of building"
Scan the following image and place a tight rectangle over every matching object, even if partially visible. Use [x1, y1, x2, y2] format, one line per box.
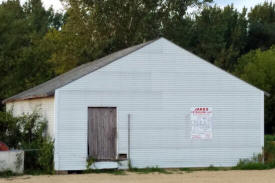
[6, 97, 55, 138]
[54, 38, 264, 170]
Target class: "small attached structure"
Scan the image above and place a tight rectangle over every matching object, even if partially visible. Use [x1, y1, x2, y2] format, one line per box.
[3, 38, 267, 171]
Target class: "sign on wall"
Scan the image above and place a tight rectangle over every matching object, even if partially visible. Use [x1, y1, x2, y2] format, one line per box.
[190, 107, 213, 140]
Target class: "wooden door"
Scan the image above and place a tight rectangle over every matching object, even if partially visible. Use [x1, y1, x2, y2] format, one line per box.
[88, 107, 117, 160]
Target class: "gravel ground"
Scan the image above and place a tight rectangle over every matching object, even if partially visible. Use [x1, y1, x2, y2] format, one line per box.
[1, 169, 275, 183]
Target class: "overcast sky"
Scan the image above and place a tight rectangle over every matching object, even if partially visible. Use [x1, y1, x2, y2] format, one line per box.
[0, 0, 275, 12]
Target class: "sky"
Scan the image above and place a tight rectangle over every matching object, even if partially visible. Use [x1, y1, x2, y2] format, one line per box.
[214, 0, 275, 11]
[0, 0, 275, 12]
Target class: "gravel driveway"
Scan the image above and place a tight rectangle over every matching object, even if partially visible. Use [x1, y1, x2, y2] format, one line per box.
[1, 169, 275, 183]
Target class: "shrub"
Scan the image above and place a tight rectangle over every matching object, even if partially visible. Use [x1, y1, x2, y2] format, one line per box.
[0, 111, 21, 148]
[234, 159, 269, 170]
[264, 135, 275, 164]
[0, 110, 54, 173]
[38, 138, 54, 174]
[234, 135, 275, 170]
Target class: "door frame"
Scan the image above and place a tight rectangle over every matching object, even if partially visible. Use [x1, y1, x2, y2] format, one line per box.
[87, 106, 118, 161]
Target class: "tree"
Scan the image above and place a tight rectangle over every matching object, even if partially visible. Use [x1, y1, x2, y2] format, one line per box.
[188, 5, 247, 71]
[0, 0, 64, 108]
[47, 0, 212, 74]
[234, 47, 275, 134]
[0, 0, 29, 102]
[247, 2, 275, 51]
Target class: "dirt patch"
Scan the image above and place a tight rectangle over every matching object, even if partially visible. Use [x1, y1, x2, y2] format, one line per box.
[1, 169, 275, 183]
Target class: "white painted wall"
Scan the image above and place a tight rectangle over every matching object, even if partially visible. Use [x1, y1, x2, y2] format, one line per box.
[6, 97, 55, 137]
[54, 38, 264, 170]
[0, 151, 24, 173]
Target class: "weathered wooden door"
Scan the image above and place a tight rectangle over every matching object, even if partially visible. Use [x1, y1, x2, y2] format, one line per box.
[88, 107, 117, 160]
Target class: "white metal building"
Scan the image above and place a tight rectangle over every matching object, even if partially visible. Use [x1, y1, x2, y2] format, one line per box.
[3, 38, 267, 171]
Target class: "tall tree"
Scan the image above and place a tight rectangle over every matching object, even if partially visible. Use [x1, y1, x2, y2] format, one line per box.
[0, 0, 64, 107]
[234, 47, 275, 134]
[247, 2, 275, 51]
[189, 5, 247, 71]
[0, 0, 29, 102]
[48, 0, 212, 74]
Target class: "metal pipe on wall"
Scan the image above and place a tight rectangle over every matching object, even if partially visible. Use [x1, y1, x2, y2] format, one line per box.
[128, 114, 131, 165]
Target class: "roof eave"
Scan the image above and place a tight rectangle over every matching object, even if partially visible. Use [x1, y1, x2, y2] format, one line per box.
[2, 92, 55, 104]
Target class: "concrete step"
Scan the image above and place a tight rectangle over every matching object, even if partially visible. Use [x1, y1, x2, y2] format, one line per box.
[90, 161, 119, 169]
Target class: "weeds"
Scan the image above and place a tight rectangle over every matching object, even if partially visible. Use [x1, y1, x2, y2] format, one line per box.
[179, 168, 193, 173]
[179, 166, 230, 173]
[129, 167, 171, 174]
[264, 135, 275, 164]
[233, 135, 275, 170]
[84, 169, 126, 175]
[233, 161, 269, 170]
[86, 156, 96, 170]
[0, 171, 20, 178]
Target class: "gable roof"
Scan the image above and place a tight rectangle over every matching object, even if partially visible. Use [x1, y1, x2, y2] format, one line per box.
[3, 37, 269, 104]
[2, 39, 158, 104]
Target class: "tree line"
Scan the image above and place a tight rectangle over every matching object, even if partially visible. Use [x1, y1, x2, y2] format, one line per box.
[0, 0, 274, 133]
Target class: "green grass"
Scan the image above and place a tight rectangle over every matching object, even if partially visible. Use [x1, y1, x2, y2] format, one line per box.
[231, 135, 275, 170]
[179, 168, 194, 173]
[84, 169, 126, 175]
[179, 165, 230, 173]
[233, 162, 269, 170]
[24, 169, 54, 176]
[129, 167, 172, 174]
[233, 160, 275, 170]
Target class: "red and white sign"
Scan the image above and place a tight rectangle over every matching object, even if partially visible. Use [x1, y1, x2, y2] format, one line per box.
[190, 107, 213, 139]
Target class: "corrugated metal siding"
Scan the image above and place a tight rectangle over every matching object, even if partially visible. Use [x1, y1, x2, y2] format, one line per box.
[6, 97, 55, 137]
[54, 38, 264, 170]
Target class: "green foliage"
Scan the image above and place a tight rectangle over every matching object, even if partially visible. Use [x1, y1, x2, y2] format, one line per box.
[233, 160, 270, 170]
[189, 5, 248, 70]
[0, 0, 275, 133]
[265, 135, 275, 141]
[86, 156, 95, 170]
[38, 138, 54, 174]
[179, 166, 229, 172]
[0, 0, 63, 109]
[233, 154, 266, 170]
[0, 110, 47, 149]
[179, 168, 194, 172]
[233, 155, 275, 170]
[0, 170, 19, 178]
[0, 0, 29, 104]
[234, 47, 275, 134]
[0, 110, 21, 147]
[47, 0, 212, 74]
[247, 2, 275, 51]
[0, 110, 54, 173]
[264, 135, 275, 164]
[180, 136, 275, 171]
[84, 169, 126, 175]
[129, 167, 171, 174]
[234, 136, 275, 170]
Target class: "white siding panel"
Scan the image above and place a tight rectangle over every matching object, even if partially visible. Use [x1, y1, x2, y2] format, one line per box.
[55, 38, 264, 170]
[6, 97, 55, 137]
